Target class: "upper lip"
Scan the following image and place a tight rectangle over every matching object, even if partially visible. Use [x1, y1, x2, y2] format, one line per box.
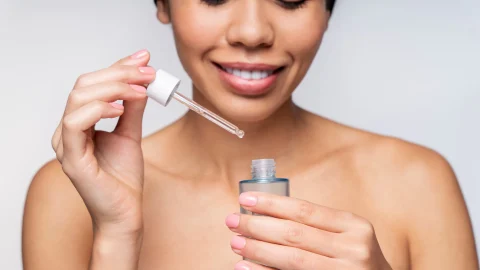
[214, 62, 283, 71]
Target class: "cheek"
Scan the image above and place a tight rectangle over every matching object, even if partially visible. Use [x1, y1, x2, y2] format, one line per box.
[274, 12, 327, 92]
[170, 6, 231, 92]
[277, 13, 327, 60]
[170, 7, 227, 59]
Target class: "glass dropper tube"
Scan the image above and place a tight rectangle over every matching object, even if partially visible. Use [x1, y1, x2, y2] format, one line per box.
[172, 92, 245, 139]
[145, 69, 244, 139]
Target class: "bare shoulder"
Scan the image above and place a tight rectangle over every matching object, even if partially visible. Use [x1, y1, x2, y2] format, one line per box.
[23, 159, 92, 270]
[325, 120, 478, 268]
[353, 132, 462, 202]
[311, 115, 462, 190]
[356, 132, 455, 181]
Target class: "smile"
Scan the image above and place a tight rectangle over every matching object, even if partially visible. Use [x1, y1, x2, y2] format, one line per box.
[221, 67, 274, 80]
[213, 62, 285, 96]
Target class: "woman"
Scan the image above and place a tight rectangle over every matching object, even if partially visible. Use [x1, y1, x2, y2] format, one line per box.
[22, 0, 478, 269]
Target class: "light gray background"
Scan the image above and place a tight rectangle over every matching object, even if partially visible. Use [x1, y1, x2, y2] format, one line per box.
[1, 0, 479, 268]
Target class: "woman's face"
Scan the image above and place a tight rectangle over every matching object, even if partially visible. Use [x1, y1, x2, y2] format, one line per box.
[157, 0, 330, 122]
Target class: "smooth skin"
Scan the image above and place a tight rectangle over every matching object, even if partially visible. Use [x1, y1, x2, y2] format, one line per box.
[22, 0, 478, 269]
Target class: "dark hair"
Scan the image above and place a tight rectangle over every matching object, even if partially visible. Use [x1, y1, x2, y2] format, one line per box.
[327, 0, 336, 12]
[154, 0, 336, 12]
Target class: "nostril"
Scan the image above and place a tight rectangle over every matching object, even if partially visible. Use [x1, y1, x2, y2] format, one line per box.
[226, 20, 275, 49]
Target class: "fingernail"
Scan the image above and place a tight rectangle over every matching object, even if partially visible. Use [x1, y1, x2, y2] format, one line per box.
[130, 49, 148, 59]
[225, 213, 240, 228]
[234, 261, 251, 270]
[110, 102, 124, 110]
[138, 66, 156, 75]
[231, 235, 246, 250]
[239, 193, 257, 207]
[130, 84, 147, 93]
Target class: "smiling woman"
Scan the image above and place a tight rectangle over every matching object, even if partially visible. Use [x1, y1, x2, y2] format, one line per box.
[21, 0, 478, 270]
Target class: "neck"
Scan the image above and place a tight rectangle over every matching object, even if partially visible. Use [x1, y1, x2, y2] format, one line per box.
[176, 86, 309, 181]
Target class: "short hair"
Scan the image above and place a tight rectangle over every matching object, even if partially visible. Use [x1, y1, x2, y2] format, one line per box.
[154, 0, 336, 12]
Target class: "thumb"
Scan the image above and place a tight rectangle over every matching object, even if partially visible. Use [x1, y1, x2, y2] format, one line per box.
[111, 49, 151, 142]
[113, 95, 148, 142]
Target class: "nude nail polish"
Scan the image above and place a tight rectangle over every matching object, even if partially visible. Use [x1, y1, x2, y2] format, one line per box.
[225, 213, 240, 228]
[234, 262, 250, 270]
[130, 49, 148, 59]
[130, 84, 147, 93]
[139, 66, 156, 74]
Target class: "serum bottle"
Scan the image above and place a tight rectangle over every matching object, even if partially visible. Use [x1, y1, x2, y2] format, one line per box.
[239, 159, 289, 215]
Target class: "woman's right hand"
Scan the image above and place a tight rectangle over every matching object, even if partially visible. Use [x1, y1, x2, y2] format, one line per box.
[51, 49, 155, 239]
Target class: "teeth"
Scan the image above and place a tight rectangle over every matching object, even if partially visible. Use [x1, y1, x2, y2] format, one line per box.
[241, 70, 252, 79]
[223, 68, 273, 80]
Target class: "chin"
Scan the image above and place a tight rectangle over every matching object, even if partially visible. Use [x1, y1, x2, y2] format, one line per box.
[208, 93, 289, 124]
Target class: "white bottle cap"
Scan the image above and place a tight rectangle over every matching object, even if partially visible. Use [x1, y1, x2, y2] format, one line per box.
[146, 69, 181, 106]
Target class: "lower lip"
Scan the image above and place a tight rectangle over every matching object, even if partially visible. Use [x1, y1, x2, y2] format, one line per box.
[215, 65, 280, 96]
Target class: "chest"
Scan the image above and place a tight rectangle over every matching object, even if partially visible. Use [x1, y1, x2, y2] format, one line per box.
[137, 170, 411, 270]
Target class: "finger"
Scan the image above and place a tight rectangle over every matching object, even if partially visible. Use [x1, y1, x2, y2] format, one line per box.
[54, 136, 64, 162]
[62, 101, 124, 162]
[234, 260, 275, 270]
[71, 47, 150, 88]
[238, 192, 354, 232]
[113, 97, 148, 142]
[51, 124, 62, 152]
[226, 213, 341, 258]
[54, 50, 149, 150]
[110, 49, 150, 68]
[230, 236, 338, 270]
[65, 82, 147, 115]
[74, 64, 156, 89]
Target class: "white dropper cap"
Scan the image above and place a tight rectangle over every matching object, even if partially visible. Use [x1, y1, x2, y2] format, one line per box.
[145, 68, 245, 138]
[146, 69, 181, 106]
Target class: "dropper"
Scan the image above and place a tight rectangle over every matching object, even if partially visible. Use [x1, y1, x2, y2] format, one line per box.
[146, 69, 245, 138]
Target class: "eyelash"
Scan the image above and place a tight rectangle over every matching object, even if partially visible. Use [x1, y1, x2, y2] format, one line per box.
[201, 0, 308, 10]
[278, 0, 308, 10]
[201, 0, 227, 6]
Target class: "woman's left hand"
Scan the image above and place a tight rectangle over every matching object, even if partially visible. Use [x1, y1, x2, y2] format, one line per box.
[225, 192, 393, 270]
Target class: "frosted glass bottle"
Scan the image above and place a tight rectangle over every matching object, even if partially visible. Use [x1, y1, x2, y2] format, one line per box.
[239, 159, 289, 215]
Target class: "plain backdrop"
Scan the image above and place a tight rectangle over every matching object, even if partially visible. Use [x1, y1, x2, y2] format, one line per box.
[1, 0, 479, 268]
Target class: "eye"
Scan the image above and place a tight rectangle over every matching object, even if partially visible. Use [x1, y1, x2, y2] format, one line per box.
[201, 0, 227, 6]
[277, 0, 308, 10]
[201, 0, 307, 9]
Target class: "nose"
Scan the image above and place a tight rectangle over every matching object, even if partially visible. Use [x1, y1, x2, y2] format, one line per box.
[226, 1, 274, 49]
